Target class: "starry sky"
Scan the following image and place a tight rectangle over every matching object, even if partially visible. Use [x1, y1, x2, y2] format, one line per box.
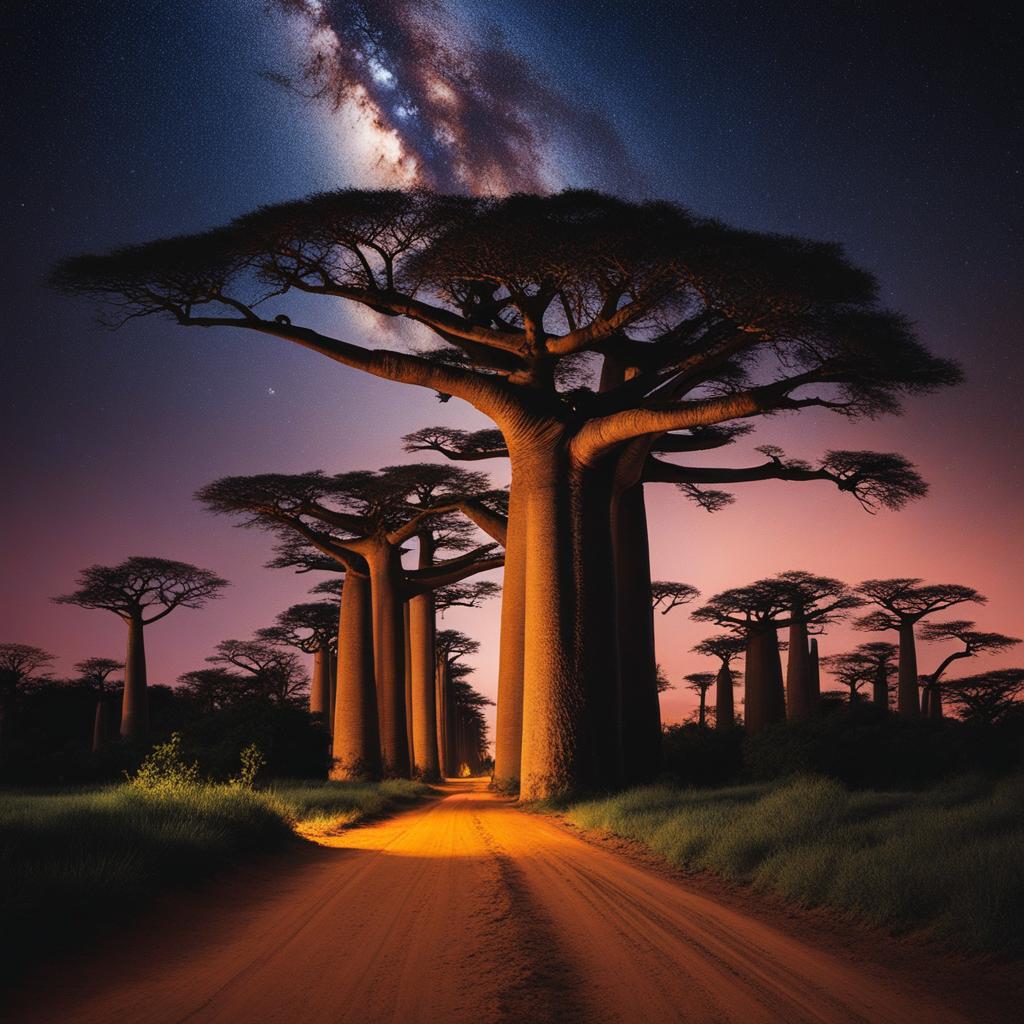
[2, 0, 1022, 729]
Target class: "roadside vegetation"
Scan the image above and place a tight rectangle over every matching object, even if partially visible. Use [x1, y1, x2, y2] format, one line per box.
[0, 736, 429, 982]
[558, 772, 1024, 957]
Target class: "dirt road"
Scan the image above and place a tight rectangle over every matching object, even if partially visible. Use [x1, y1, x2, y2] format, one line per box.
[4, 780, 1001, 1023]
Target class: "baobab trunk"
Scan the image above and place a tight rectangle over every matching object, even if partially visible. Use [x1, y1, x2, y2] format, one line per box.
[408, 591, 440, 780]
[612, 482, 662, 784]
[403, 602, 414, 766]
[715, 664, 734, 731]
[744, 628, 785, 736]
[808, 638, 820, 706]
[435, 659, 448, 777]
[331, 573, 382, 780]
[786, 608, 811, 719]
[310, 642, 332, 725]
[873, 663, 889, 707]
[121, 615, 148, 741]
[928, 684, 944, 719]
[897, 621, 920, 718]
[91, 698, 110, 753]
[329, 650, 337, 731]
[493, 481, 526, 789]
[366, 546, 411, 777]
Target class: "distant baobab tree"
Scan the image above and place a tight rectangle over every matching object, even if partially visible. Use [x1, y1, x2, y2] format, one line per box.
[197, 465, 502, 779]
[692, 634, 745, 731]
[177, 667, 247, 715]
[917, 621, 1020, 718]
[54, 558, 228, 741]
[820, 641, 898, 709]
[207, 639, 308, 705]
[258, 601, 340, 726]
[944, 669, 1024, 725]
[854, 580, 986, 718]
[54, 188, 959, 796]
[74, 656, 124, 752]
[0, 643, 54, 752]
[693, 573, 861, 735]
[683, 673, 716, 727]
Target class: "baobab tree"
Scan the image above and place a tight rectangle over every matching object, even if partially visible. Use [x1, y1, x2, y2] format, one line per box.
[918, 621, 1020, 718]
[258, 601, 340, 726]
[74, 656, 124, 752]
[197, 465, 502, 778]
[820, 650, 878, 704]
[208, 639, 308, 705]
[54, 188, 959, 796]
[822, 641, 898, 708]
[944, 669, 1024, 725]
[692, 633, 745, 731]
[683, 673, 715, 727]
[692, 572, 861, 735]
[54, 558, 228, 741]
[0, 643, 54, 752]
[855, 580, 986, 718]
[435, 628, 481, 777]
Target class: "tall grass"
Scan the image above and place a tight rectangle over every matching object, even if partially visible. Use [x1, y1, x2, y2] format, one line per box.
[562, 773, 1024, 956]
[0, 776, 428, 981]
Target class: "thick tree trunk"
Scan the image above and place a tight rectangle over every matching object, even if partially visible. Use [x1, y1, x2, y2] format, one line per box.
[613, 482, 662, 784]
[435, 658, 447, 777]
[744, 627, 785, 736]
[403, 602, 413, 765]
[120, 615, 148, 741]
[786, 609, 811, 719]
[329, 651, 337, 731]
[807, 638, 820, 707]
[873, 663, 889, 707]
[310, 643, 332, 724]
[715, 664, 734, 731]
[408, 590, 440, 780]
[493, 481, 526, 790]
[331, 573, 382, 780]
[928, 684, 944, 719]
[367, 546, 411, 777]
[897, 620, 920, 718]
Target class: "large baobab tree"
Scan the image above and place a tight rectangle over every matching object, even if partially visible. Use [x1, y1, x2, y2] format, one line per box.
[54, 558, 228, 741]
[692, 634, 745, 731]
[918, 622, 1020, 718]
[74, 656, 124, 752]
[54, 188, 959, 796]
[854, 580, 986, 718]
[692, 572, 861, 735]
[0, 643, 54, 752]
[944, 669, 1024, 725]
[258, 601, 340, 726]
[197, 465, 501, 778]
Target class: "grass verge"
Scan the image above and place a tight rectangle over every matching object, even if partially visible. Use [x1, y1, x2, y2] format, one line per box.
[0, 777, 429, 982]
[556, 773, 1024, 957]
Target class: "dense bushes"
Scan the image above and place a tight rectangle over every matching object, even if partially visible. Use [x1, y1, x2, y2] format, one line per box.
[660, 703, 1024, 790]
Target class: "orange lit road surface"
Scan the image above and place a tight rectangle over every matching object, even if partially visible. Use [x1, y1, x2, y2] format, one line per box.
[8, 780, 977, 1024]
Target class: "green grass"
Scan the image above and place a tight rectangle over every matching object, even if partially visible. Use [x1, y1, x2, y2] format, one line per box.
[0, 777, 429, 981]
[558, 773, 1024, 957]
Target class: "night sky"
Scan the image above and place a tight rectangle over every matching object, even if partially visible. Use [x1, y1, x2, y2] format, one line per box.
[3, 0, 1022, 728]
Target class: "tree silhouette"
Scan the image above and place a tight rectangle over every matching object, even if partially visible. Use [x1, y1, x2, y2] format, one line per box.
[0, 643, 54, 752]
[683, 672, 715, 727]
[944, 669, 1024, 725]
[197, 465, 501, 778]
[259, 601, 340, 726]
[54, 558, 228, 741]
[74, 656, 124, 752]
[55, 188, 959, 797]
[692, 634, 745, 731]
[918, 621, 1020, 718]
[207, 639, 308, 705]
[177, 667, 248, 715]
[651, 582, 701, 614]
[855, 580, 986, 718]
[693, 572, 860, 734]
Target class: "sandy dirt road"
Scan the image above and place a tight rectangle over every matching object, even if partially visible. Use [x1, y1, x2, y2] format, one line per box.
[4, 780, 1006, 1023]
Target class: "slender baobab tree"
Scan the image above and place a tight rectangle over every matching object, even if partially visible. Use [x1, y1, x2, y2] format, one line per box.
[259, 601, 340, 726]
[683, 673, 715, 727]
[55, 188, 959, 796]
[854, 580, 986, 718]
[918, 621, 1020, 718]
[944, 669, 1024, 725]
[74, 656, 124, 752]
[692, 573, 861, 735]
[0, 643, 54, 752]
[692, 634, 745, 731]
[197, 466, 502, 777]
[54, 558, 228, 741]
